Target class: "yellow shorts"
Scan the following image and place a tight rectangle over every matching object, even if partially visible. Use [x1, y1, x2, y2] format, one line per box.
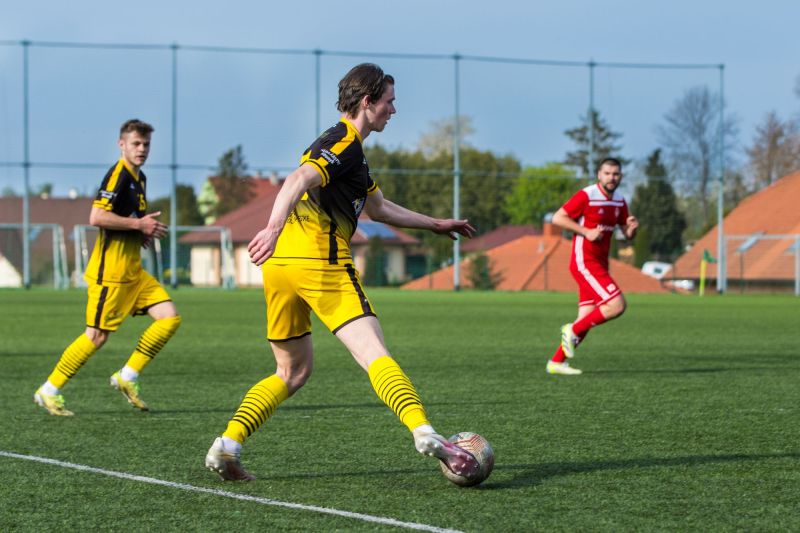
[263, 262, 376, 342]
[85, 271, 171, 331]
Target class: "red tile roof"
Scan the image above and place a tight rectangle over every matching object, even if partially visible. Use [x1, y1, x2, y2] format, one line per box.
[402, 234, 666, 293]
[0, 196, 95, 264]
[181, 181, 283, 244]
[206, 175, 282, 202]
[460, 225, 541, 253]
[672, 171, 800, 281]
[0, 196, 94, 227]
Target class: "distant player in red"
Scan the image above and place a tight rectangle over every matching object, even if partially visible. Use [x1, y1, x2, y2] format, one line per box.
[546, 158, 638, 375]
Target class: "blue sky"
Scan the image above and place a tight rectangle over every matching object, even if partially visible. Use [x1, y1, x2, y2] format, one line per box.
[1, 0, 798, 198]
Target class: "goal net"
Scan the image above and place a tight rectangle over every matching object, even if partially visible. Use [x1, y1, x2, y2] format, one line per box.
[725, 234, 800, 295]
[0, 223, 69, 288]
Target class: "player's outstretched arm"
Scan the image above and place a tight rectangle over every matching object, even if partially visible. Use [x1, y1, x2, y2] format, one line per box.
[364, 189, 476, 240]
[89, 207, 167, 239]
[248, 164, 322, 266]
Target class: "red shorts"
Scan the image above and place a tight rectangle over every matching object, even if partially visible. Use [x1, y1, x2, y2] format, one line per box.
[570, 263, 622, 307]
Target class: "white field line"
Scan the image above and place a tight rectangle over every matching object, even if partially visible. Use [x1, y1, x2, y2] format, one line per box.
[0, 450, 462, 533]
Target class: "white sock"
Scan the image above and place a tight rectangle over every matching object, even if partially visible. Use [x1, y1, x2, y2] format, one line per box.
[119, 365, 139, 382]
[412, 424, 435, 437]
[221, 436, 242, 454]
[40, 381, 59, 396]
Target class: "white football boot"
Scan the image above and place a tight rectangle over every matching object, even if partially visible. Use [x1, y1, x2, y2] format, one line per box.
[560, 323, 578, 359]
[546, 360, 583, 375]
[205, 437, 255, 481]
[413, 428, 480, 479]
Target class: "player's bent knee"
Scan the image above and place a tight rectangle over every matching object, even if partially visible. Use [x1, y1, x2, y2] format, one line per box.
[601, 297, 626, 319]
[84, 327, 109, 348]
[276, 364, 312, 395]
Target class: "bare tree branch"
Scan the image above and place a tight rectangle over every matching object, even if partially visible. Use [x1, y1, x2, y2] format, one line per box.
[746, 111, 800, 189]
[656, 86, 738, 223]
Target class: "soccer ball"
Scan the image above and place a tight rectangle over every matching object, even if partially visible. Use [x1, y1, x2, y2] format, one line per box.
[439, 432, 494, 487]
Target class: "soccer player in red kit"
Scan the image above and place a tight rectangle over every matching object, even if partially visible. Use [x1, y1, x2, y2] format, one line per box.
[546, 158, 638, 375]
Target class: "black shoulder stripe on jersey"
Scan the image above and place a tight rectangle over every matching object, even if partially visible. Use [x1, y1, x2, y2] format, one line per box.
[304, 159, 330, 186]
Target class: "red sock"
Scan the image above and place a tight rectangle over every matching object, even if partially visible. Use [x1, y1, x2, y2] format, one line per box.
[572, 307, 607, 337]
[551, 346, 566, 363]
[575, 331, 588, 346]
[551, 330, 590, 363]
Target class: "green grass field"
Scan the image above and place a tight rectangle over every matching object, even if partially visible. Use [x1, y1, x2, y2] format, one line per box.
[0, 288, 798, 531]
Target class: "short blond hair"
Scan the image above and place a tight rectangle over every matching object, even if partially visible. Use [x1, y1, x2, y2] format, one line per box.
[119, 119, 154, 138]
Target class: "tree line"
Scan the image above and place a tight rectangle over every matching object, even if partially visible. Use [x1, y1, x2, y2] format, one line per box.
[144, 77, 800, 269]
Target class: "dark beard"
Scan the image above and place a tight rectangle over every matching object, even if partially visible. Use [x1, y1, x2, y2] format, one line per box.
[601, 182, 618, 195]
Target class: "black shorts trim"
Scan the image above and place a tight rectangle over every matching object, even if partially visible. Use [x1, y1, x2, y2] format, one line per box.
[331, 312, 377, 335]
[268, 331, 312, 343]
[133, 298, 173, 316]
[92, 285, 110, 328]
[268, 255, 353, 262]
[84, 324, 113, 333]
[345, 263, 371, 315]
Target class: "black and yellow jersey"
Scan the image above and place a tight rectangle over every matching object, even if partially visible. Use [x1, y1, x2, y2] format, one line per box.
[84, 158, 147, 285]
[270, 118, 379, 265]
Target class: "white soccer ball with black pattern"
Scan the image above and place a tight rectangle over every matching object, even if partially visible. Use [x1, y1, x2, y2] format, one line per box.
[440, 432, 494, 487]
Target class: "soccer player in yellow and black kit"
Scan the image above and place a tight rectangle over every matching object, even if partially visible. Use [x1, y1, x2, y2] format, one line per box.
[205, 63, 480, 482]
[34, 119, 181, 415]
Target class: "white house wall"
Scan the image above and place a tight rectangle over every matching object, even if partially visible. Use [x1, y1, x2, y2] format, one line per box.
[236, 245, 263, 287]
[190, 247, 220, 287]
[386, 248, 406, 283]
[0, 255, 22, 287]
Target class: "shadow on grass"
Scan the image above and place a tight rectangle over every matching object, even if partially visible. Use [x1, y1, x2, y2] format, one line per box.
[0, 351, 57, 358]
[139, 398, 512, 415]
[587, 364, 800, 375]
[197, 452, 799, 489]
[589, 368, 730, 375]
[484, 452, 800, 490]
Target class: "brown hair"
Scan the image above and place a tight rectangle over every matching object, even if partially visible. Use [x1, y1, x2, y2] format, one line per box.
[336, 63, 394, 117]
[119, 119, 154, 138]
[598, 157, 622, 170]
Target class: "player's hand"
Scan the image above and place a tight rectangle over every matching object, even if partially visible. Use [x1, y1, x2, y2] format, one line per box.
[139, 211, 168, 239]
[248, 226, 281, 266]
[433, 219, 477, 240]
[142, 236, 152, 249]
[625, 215, 639, 239]
[584, 227, 603, 242]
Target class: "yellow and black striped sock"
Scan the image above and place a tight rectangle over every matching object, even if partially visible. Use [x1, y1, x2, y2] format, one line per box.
[223, 375, 289, 444]
[48, 334, 98, 388]
[368, 356, 430, 432]
[125, 316, 182, 373]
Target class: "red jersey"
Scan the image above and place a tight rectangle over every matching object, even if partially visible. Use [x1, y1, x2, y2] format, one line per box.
[562, 183, 629, 270]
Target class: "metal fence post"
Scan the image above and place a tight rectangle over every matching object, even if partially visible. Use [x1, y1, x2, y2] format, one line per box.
[452, 53, 461, 291]
[22, 40, 31, 289]
[170, 43, 179, 288]
[716, 65, 726, 293]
